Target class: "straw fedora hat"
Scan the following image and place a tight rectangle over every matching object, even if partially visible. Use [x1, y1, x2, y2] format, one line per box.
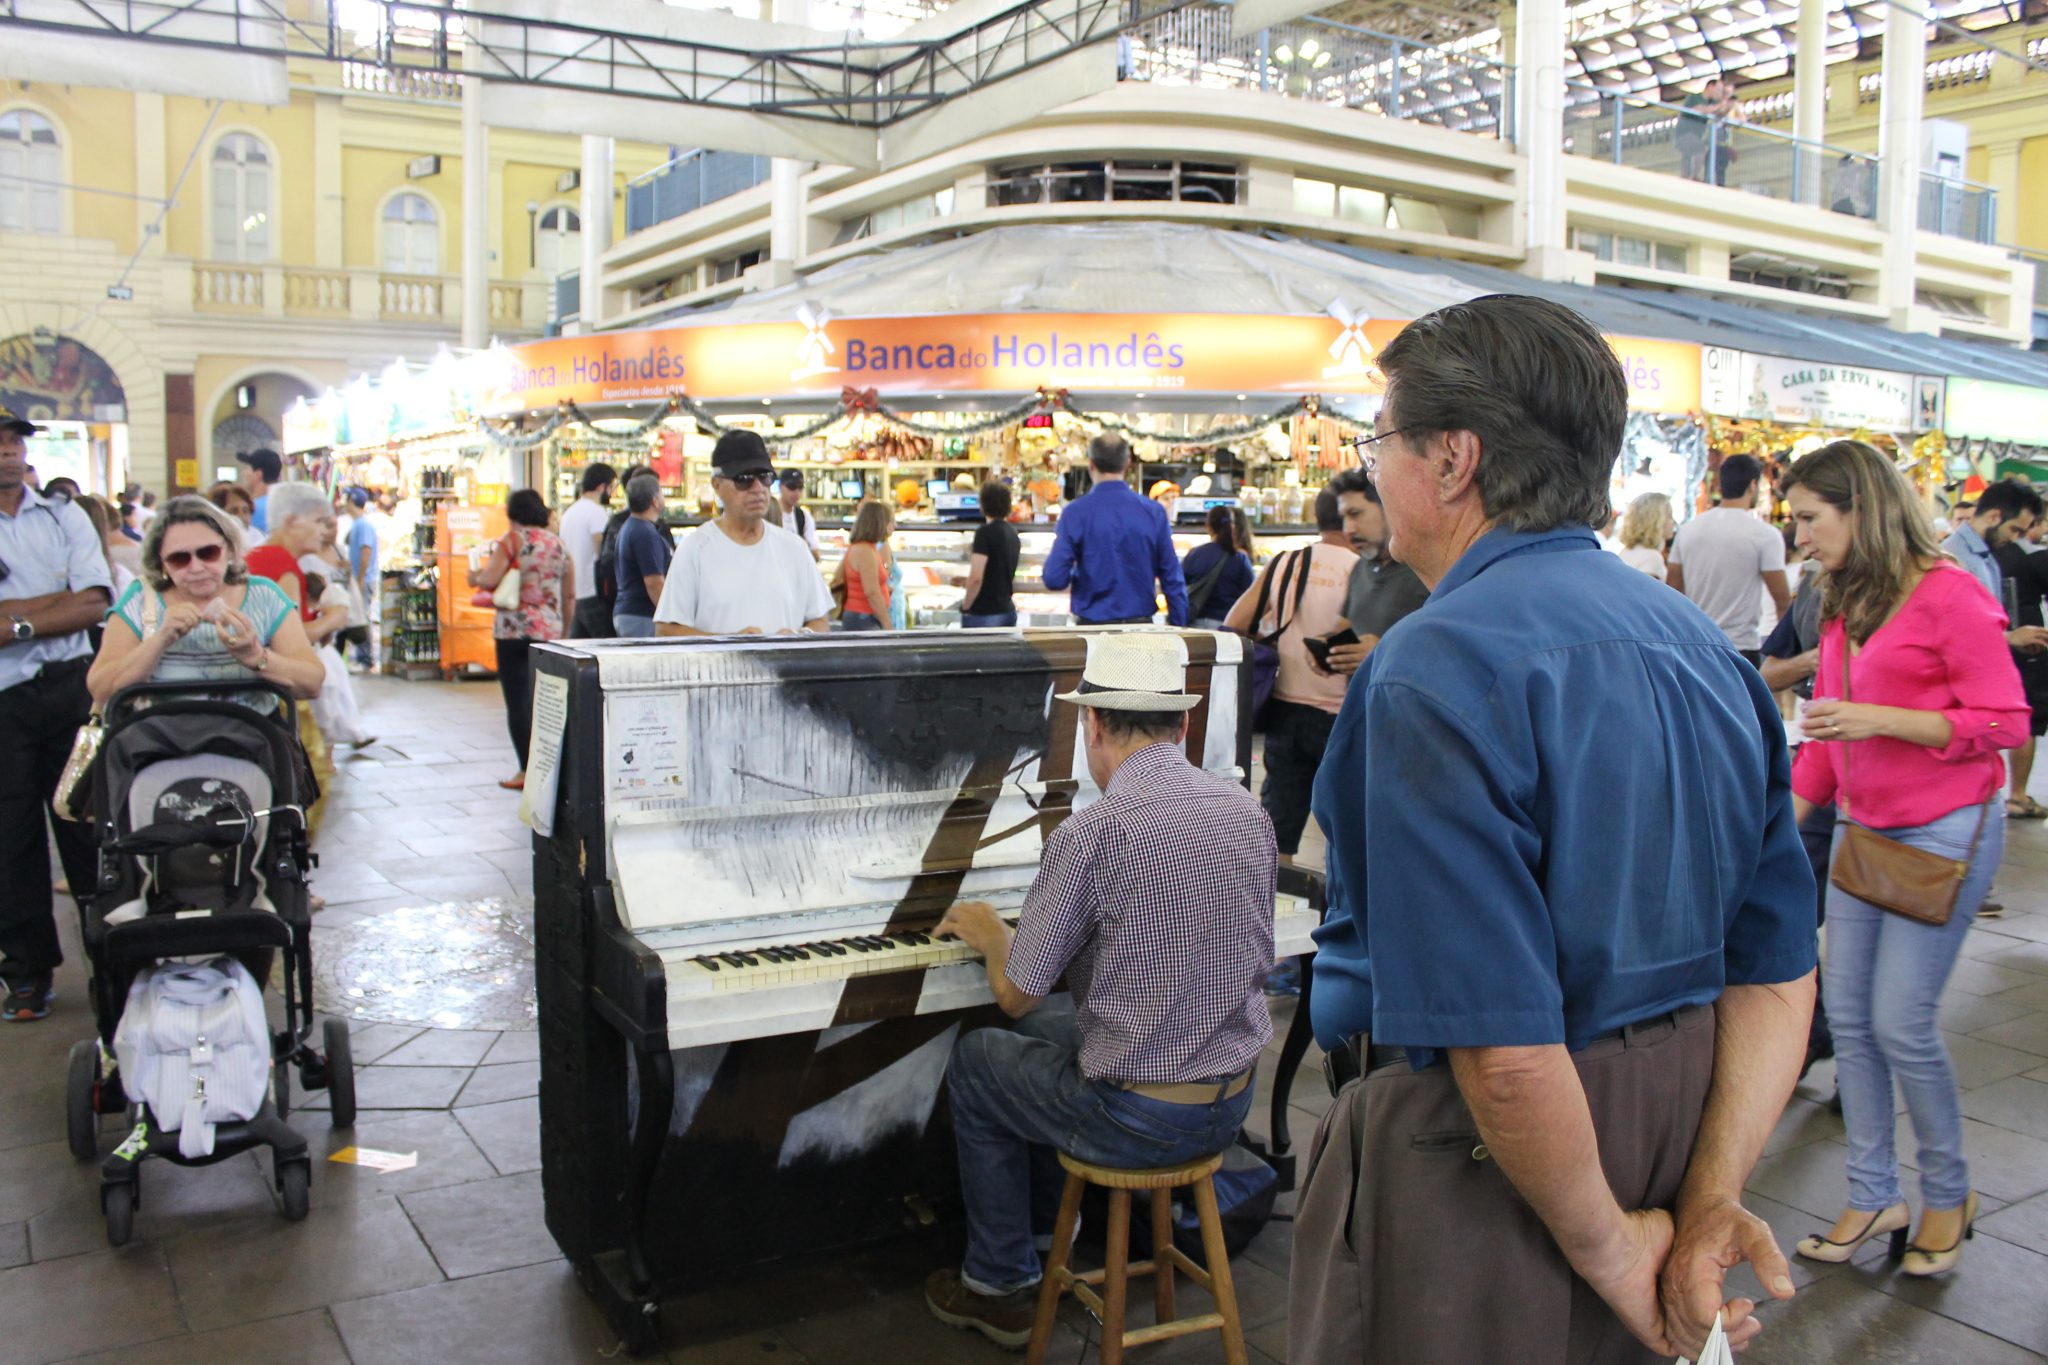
[1056, 633, 1203, 712]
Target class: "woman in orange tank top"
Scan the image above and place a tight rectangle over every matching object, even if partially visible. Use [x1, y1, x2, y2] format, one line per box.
[839, 500, 894, 631]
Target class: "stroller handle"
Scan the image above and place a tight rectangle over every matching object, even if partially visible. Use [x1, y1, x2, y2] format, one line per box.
[106, 678, 300, 727]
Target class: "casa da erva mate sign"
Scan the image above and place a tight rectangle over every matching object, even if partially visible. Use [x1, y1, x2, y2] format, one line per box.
[1702, 346, 1928, 432]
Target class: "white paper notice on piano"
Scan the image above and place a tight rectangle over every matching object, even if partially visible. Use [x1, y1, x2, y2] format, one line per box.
[604, 693, 688, 801]
[519, 672, 571, 836]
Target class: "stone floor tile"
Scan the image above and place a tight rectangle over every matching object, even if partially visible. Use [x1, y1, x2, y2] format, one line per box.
[331, 1259, 623, 1365]
[28, 1149, 278, 1264]
[1869, 1220, 2048, 1354]
[1945, 957, 2044, 998]
[454, 1095, 541, 1175]
[318, 877, 403, 907]
[334, 1021, 427, 1065]
[0, 1141, 88, 1226]
[1742, 1273, 2044, 1365]
[0, 1220, 27, 1270]
[483, 1029, 541, 1065]
[289, 1108, 501, 1208]
[1942, 1031, 2047, 1091]
[1976, 1189, 2048, 1256]
[1766, 1098, 1847, 1157]
[1890, 1114, 2048, 1204]
[0, 1077, 70, 1154]
[1941, 989, 2040, 1038]
[401, 828, 527, 858]
[298, 1063, 472, 1111]
[0, 1245, 184, 1365]
[363, 852, 507, 885]
[390, 872, 522, 904]
[399, 1169, 554, 1279]
[666, 1329, 814, 1364]
[164, 1193, 445, 1331]
[1972, 1011, 2048, 1059]
[454, 1058, 541, 1108]
[1974, 942, 2048, 980]
[377, 1028, 501, 1068]
[778, 1285, 1078, 1365]
[1745, 1140, 1856, 1221]
[47, 1308, 353, 1365]
[1991, 979, 2048, 1013]
[1960, 1075, 2048, 1143]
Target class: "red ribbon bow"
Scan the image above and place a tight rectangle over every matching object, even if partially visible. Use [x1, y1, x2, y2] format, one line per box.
[1036, 387, 1070, 411]
[841, 386, 880, 413]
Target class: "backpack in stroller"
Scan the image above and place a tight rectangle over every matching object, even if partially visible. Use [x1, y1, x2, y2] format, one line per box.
[63, 679, 357, 1245]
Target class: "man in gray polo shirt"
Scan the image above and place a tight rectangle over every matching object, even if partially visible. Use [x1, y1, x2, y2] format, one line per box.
[0, 407, 114, 1021]
[1329, 467, 1429, 679]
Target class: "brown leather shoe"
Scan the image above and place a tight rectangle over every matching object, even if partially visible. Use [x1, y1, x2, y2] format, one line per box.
[925, 1268, 1034, 1351]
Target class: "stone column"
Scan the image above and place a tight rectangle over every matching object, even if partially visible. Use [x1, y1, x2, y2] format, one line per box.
[1792, 0, 1827, 205]
[461, 73, 490, 348]
[1513, 0, 1568, 275]
[1878, 3, 1929, 330]
[579, 135, 614, 329]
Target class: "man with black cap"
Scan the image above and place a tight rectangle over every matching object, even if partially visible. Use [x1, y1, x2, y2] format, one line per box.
[776, 469, 821, 562]
[655, 431, 832, 636]
[236, 446, 283, 534]
[0, 406, 114, 1021]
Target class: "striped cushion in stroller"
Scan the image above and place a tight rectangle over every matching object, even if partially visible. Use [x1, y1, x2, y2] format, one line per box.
[103, 754, 278, 925]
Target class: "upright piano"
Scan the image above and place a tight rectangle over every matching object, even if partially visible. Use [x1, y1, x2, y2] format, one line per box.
[529, 628, 1323, 1351]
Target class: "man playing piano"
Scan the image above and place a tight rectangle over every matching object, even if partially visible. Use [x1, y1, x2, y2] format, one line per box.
[924, 633, 1279, 1349]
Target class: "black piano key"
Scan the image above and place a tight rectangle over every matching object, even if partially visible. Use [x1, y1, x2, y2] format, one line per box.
[813, 942, 847, 957]
[788, 946, 811, 960]
[692, 956, 721, 972]
[737, 952, 760, 966]
[719, 953, 746, 967]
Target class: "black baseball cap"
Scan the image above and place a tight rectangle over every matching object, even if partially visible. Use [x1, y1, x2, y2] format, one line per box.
[236, 447, 283, 483]
[779, 469, 804, 490]
[710, 430, 774, 478]
[0, 406, 38, 438]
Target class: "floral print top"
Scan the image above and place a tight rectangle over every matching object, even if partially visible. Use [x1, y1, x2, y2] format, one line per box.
[494, 526, 568, 642]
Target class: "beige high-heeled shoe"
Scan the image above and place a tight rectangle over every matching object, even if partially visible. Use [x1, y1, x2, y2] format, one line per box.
[1794, 1203, 1910, 1264]
[1901, 1192, 1979, 1277]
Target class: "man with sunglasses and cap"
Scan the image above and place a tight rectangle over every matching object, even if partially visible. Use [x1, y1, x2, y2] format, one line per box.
[924, 633, 1278, 1349]
[654, 430, 832, 636]
[0, 406, 114, 1021]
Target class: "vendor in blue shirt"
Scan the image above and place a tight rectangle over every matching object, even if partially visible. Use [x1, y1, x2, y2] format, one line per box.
[1041, 435, 1188, 627]
[1289, 297, 1817, 1365]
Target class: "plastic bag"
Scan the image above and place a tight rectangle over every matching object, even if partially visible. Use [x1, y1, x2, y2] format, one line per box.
[1679, 1314, 1734, 1365]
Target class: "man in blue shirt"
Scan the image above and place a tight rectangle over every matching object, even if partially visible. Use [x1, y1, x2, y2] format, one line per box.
[1041, 435, 1188, 627]
[1289, 297, 1817, 1365]
[1941, 478, 2039, 604]
[612, 473, 673, 638]
[0, 407, 114, 1021]
[237, 446, 281, 534]
[344, 487, 380, 669]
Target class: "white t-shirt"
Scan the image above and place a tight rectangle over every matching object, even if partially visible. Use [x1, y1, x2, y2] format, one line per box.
[1667, 507, 1786, 651]
[783, 500, 821, 555]
[654, 520, 833, 634]
[1617, 545, 1666, 579]
[559, 496, 610, 602]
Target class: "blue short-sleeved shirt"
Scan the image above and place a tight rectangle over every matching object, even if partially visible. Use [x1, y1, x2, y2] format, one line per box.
[1308, 526, 1816, 1070]
[614, 516, 673, 617]
[346, 516, 379, 583]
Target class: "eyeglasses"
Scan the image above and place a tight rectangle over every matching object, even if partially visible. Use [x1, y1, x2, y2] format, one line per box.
[162, 544, 226, 571]
[1349, 426, 1414, 479]
[723, 471, 777, 491]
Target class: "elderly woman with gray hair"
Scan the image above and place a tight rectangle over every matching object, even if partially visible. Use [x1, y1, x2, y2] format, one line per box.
[88, 494, 325, 708]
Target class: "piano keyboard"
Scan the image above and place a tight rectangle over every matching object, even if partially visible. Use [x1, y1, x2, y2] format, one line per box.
[651, 895, 1321, 1049]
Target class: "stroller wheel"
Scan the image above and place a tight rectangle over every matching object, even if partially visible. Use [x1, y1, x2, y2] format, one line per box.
[324, 1018, 356, 1129]
[66, 1041, 99, 1161]
[273, 1054, 292, 1121]
[103, 1180, 137, 1247]
[278, 1158, 311, 1222]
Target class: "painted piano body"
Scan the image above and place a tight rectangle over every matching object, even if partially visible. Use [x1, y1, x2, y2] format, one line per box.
[528, 629, 1321, 1351]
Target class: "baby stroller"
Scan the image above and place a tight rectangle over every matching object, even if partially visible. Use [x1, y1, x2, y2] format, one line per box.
[64, 679, 356, 1245]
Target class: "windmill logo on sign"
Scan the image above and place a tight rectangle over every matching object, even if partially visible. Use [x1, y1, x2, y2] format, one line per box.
[791, 304, 838, 381]
[1322, 301, 1375, 380]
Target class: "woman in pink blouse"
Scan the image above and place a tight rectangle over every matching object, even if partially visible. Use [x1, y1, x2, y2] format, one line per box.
[1785, 441, 2024, 1280]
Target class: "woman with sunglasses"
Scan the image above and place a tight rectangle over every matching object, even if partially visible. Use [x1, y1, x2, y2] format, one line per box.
[89, 495, 325, 710]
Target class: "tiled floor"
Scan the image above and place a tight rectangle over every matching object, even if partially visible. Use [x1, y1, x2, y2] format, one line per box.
[5, 674, 2048, 1362]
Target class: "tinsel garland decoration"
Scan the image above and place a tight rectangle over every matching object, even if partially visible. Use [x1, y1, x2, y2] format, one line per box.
[475, 389, 1362, 452]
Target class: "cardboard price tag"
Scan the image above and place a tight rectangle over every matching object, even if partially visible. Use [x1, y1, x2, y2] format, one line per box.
[328, 1146, 419, 1173]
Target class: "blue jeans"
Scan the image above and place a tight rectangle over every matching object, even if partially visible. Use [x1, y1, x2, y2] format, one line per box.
[961, 612, 1018, 629]
[841, 611, 884, 631]
[1826, 799, 2001, 1212]
[946, 1002, 1254, 1295]
[612, 613, 656, 638]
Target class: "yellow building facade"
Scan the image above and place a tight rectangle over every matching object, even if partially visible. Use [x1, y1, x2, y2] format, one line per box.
[0, 64, 664, 495]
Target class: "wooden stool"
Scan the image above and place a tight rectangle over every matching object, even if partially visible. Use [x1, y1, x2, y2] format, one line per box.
[1024, 1150, 1247, 1365]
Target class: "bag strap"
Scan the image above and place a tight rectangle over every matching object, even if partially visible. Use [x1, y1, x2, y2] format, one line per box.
[1185, 553, 1232, 617]
[1253, 546, 1313, 647]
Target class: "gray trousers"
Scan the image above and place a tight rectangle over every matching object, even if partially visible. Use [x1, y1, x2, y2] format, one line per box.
[1289, 1005, 1715, 1365]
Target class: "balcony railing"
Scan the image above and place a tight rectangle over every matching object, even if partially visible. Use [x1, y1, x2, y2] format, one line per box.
[186, 262, 547, 331]
[1120, 9, 1511, 139]
[625, 150, 774, 235]
[1920, 174, 1996, 246]
[1562, 87, 1880, 223]
[552, 271, 581, 331]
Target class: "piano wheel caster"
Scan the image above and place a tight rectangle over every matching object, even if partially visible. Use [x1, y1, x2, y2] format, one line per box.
[279, 1158, 311, 1222]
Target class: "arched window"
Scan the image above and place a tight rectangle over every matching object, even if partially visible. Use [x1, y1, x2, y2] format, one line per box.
[534, 204, 582, 278]
[210, 133, 273, 261]
[381, 192, 440, 274]
[0, 110, 62, 235]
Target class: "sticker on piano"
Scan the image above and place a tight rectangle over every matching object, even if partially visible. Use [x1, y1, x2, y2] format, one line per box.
[605, 694, 688, 798]
[327, 1146, 419, 1173]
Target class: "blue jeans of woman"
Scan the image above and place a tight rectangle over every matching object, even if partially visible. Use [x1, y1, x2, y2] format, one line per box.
[946, 1002, 1254, 1295]
[961, 611, 1018, 629]
[611, 613, 656, 638]
[841, 611, 884, 631]
[1827, 799, 2000, 1212]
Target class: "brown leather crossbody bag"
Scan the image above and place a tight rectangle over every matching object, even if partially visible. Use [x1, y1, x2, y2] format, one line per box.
[1827, 646, 1987, 927]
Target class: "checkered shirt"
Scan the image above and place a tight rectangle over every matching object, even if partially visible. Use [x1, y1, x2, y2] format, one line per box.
[1006, 742, 1277, 1083]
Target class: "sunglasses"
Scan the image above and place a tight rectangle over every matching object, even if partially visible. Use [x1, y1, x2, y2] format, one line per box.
[724, 471, 777, 491]
[162, 544, 227, 570]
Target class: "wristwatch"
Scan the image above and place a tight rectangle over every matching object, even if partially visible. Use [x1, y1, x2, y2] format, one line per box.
[8, 616, 32, 642]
